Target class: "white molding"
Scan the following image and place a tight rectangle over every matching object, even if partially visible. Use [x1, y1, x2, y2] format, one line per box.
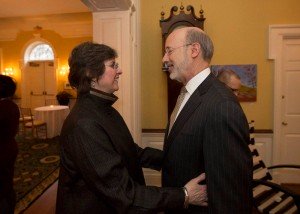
[91, 2, 140, 143]
[142, 132, 164, 149]
[141, 132, 273, 186]
[0, 13, 92, 41]
[132, 0, 141, 145]
[268, 24, 300, 165]
[82, 0, 132, 12]
[269, 25, 300, 59]
[254, 133, 273, 167]
[141, 132, 164, 186]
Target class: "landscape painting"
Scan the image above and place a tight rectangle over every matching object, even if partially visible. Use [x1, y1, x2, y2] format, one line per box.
[211, 64, 257, 102]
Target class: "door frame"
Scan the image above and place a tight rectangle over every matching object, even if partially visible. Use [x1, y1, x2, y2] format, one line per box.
[19, 37, 58, 108]
[268, 24, 300, 165]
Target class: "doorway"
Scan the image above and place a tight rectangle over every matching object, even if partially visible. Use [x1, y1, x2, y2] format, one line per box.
[25, 61, 56, 109]
[269, 25, 300, 183]
[21, 41, 57, 109]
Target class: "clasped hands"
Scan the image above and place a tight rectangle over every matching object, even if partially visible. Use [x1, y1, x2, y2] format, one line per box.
[184, 173, 208, 206]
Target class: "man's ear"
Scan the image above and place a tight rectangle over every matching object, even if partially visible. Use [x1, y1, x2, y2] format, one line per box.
[191, 43, 201, 58]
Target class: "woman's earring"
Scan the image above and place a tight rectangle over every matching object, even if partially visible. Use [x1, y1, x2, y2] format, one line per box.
[91, 80, 96, 88]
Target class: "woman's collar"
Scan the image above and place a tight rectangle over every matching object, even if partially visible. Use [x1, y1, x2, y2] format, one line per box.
[89, 88, 118, 102]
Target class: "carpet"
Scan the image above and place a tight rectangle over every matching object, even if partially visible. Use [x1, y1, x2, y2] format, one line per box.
[13, 136, 60, 213]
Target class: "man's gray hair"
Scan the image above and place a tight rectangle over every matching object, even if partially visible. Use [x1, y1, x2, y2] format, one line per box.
[186, 28, 214, 63]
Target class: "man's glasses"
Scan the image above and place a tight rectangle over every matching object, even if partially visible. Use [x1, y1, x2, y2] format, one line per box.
[230, 88, 240, 95]
[105, 62, 119, 70]
[164, 43, 192, 56]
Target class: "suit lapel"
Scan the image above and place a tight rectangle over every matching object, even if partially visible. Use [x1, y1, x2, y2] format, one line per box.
[164, 73, 216, 152]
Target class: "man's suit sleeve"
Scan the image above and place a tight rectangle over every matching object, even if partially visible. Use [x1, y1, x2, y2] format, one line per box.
[67, 120, 184, 213]
[203, 100, 253, 213]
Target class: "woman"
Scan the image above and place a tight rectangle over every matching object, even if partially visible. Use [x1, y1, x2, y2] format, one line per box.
[0, 75, 20, 214]
[56, 42, 206, 213]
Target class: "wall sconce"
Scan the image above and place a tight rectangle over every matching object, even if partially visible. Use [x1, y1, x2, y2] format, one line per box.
[2, 67, 14, 76]
[59, 66, 69, 76]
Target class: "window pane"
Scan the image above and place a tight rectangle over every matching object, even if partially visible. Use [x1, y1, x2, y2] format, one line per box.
[29, 44, 54, 61]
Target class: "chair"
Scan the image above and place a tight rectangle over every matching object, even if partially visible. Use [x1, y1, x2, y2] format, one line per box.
[19, 107, 47, 139]
[18, 109, 32, 136]
[249, 121, 300, 213]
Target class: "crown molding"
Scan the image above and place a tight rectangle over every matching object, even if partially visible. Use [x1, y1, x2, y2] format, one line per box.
[81, 0, 132, 12]
[0, 13, 92, 41]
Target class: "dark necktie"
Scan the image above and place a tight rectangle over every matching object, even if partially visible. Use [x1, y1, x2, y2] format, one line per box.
[168, 87, 187, 134]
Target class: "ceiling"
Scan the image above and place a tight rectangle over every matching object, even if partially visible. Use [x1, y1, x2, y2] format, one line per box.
[0, 0, 90, 18]
[0, 0, 132, 40]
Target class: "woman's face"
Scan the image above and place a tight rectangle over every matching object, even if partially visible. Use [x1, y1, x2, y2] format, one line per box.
[94, 59, 122, 94]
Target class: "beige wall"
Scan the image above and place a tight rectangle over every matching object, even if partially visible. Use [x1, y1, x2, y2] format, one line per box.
[0, 32, 91, 97]
[141, 0, 300, 130]
[1, 2, 300, 130]
[0, 13, 92, 98]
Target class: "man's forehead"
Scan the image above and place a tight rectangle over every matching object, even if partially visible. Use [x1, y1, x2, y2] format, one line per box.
[166, 31, 185, 46]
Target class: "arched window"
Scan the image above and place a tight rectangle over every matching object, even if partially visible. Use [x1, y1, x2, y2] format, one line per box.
[28, 44, 54, 61]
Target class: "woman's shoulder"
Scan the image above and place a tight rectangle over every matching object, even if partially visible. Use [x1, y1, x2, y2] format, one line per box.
[0, 99, 19, 110]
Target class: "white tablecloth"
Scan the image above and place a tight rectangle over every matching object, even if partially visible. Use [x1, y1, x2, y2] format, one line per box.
[34, 105, 70, 138]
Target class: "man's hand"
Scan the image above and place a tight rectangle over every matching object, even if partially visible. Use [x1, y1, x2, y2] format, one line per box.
[184, 173, 208, 206]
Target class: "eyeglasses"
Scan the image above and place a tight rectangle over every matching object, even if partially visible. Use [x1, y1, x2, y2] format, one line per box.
[164, 43, 192, 56]
[105, 62, 119, 70]
[230, 88, 240, 95]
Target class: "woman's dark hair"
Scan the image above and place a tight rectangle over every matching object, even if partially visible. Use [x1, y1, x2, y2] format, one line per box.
[68, 42, 117, 96]
[0, 74, 17, 98]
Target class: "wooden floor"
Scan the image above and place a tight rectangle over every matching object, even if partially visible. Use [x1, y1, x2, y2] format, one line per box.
[23, 181, 57, 214]
[20, 181, 300, 214]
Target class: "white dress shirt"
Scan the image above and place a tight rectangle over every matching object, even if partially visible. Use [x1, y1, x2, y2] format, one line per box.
[175, 67, 211, 120]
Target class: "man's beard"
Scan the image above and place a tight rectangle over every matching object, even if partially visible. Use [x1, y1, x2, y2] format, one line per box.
[169, 54, 189, 83]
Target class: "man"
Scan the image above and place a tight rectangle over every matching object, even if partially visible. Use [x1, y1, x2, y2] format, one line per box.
[217, 69, 242, 96]
[162, 27, 252, 213]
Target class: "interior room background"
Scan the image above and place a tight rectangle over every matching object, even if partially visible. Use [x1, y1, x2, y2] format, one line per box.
[0, 0, 299, 131]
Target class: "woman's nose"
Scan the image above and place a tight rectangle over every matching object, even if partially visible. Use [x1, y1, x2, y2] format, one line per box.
[117, 68, 122, 75]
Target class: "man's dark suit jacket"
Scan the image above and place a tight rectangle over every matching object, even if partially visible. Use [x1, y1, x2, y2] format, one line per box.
[162, 73, 253, 213]
[56, 90, 184, 214]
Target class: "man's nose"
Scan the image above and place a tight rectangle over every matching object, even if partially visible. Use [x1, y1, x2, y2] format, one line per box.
[162, 53, 169, 63]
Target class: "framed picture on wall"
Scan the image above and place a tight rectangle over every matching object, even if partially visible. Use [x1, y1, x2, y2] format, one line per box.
[211, 64, 257, 102]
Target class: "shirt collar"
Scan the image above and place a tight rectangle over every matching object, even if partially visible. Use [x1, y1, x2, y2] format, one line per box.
[89, 88, 118, 103]
[185, 67, 211, 95]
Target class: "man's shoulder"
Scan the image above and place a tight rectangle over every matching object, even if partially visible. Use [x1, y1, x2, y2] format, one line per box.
[209, 79, 238, 102]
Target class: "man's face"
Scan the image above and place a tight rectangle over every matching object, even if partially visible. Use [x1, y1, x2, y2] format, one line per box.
[228, 76, 241, 96]
[162, 31, 190, 83]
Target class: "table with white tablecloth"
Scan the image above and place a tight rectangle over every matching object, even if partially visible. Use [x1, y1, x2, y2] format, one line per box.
[34, 105, 70, 138]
